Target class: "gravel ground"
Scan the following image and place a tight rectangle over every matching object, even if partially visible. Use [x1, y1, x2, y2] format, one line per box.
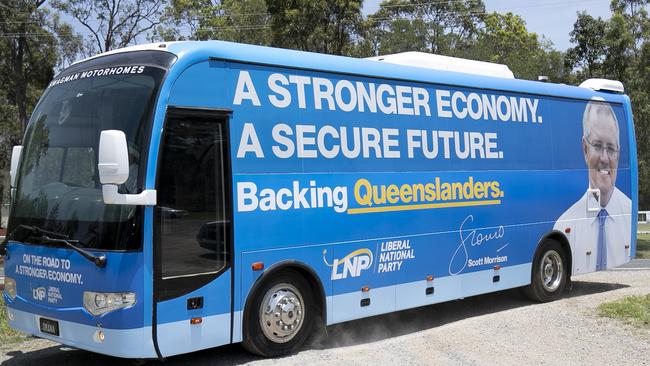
[1, 269, 649, 366]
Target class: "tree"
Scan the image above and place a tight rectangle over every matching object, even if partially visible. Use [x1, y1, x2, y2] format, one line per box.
[602, 13, 634, 81]
[156, 0, 202, 41]
[600, 0, 650, 208]
[364, 0, 429, 55]
[51, 0, 165, 54]
[610, 0, 650, 56]
[51, 14, 85, 70]
[196, 0, 270, 44]
[265, 0, 363, 55]
[157, 0, 271, 45]
[0, 1, 69, 218]
[159, 0, 363, 55]
[565, 11, 607, 78]
[411, 0, 485, 55]
[470, 12, 565, 81]
[0, 1, 55, 135]
[0, 89, 20, 213]
[365, 0, 485, 56]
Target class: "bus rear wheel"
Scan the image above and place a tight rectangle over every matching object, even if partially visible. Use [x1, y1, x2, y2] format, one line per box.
[242, 270, 315, 357]
[524, 239, 568, 302]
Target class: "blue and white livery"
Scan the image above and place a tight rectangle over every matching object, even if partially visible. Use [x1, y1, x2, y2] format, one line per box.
[2, 41, 637, 359]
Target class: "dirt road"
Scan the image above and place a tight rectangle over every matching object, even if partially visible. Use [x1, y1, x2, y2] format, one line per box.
[2, 269, 649, 366]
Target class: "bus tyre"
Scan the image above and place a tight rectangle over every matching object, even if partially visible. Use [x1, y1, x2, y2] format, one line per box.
[524, 240, 568, 302]
[243, 270, 315, 357]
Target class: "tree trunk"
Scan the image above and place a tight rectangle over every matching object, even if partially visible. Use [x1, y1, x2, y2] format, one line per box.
[12, 35, 28, 137]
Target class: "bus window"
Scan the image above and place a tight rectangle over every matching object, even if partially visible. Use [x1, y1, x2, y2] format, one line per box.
[62, 147, 96, 187]
[8, 67, 164, 251]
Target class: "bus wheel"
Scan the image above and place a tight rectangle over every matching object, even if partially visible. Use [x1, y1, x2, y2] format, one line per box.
[524, 239, 568, 302]
[243, 270, 315, 357]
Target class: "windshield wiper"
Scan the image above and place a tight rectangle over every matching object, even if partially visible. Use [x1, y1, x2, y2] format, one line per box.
[4, 225, 106, 268]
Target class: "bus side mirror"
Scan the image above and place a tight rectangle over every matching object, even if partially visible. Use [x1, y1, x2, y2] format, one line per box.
[98, 130, 156, 206]
[98, 130, 129, 185]
[10, 145, 22, 188]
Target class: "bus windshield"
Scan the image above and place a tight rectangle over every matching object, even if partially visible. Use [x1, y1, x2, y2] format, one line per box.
[8, 65, 166, 251]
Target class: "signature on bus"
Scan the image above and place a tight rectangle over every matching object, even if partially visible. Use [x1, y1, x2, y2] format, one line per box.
[449, 215, 505, 275]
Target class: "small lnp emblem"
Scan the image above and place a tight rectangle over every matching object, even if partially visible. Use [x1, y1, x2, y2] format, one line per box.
[33, 287, 46, 301]
[323, 248, 373, 280]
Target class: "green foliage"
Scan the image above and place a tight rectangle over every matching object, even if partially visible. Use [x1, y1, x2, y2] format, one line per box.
[598, 294, 650, 328]
[0, 1, 55, 130]
[364, 4, 564, 82]
[158, 0, 271, 45]
[0, 297, 28, 344]
[0, 98, 19, 209]
[196, 0, 271, 44]
[603, 13, 633, 81]
[158, 0, 364, 55]
[376, 17, 428, 54]
[637, 233, 650, 259]
[640, 159, 650, 210]
[50, 14, 85, 70]
[565, 11, 607, 78]
[365, 0, 485, 56]
[610, 0, 650, 56]
[470, 12, 565, 81]
[364, 0, 430, 55]
[266, 0, 363, 55]
[0, 1, 70, 210]
[610, 1, 650, 209]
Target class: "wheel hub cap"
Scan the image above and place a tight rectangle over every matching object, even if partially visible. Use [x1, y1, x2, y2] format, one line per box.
[540, 250, 563, 292]
[260, 285, 304, 343]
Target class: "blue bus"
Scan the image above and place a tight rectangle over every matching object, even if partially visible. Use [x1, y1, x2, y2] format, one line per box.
[1, 41, 637, 359]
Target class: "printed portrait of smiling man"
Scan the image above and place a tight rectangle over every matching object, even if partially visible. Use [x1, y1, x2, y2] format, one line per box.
[585, 101, 619, 206]
[554, 98, 632, 274]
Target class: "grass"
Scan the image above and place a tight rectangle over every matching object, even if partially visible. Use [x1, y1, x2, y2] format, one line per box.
[0, 297, 29, 344]
[637, 233, 650, 259]
[639, 222, 650, 232]
[598, 294, 650, 328]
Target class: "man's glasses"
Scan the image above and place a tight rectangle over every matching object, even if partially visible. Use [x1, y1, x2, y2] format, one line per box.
[586, 138, 619, 157]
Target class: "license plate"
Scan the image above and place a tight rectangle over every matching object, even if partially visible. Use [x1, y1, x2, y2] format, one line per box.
[39, 318, 59, 336]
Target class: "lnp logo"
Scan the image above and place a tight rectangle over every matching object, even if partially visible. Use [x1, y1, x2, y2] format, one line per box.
[32, 287, 46, 301]
[323, 248, 373, 280]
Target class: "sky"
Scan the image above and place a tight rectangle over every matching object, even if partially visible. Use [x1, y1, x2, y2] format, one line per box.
[363, 0, 613, 51]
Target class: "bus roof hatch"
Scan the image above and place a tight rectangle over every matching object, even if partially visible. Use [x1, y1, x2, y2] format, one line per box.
[579, 78, 625, 94]
[366, 51, 515, 79]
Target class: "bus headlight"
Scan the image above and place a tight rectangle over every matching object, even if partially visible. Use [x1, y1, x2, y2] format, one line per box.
[83, 291, 136, 316]
[4, 277, 16, 300]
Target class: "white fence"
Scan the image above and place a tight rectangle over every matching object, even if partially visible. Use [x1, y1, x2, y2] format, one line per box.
[640, 211, 650, 224]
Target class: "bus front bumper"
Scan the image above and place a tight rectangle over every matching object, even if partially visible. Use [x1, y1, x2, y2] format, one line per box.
[5, 307, 157, 359]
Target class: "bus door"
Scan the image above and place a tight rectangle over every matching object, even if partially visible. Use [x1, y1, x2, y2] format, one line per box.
[153, 107, 233, 357]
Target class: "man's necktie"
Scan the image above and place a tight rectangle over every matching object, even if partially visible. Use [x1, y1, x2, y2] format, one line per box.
[596, 209, 609, 270]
